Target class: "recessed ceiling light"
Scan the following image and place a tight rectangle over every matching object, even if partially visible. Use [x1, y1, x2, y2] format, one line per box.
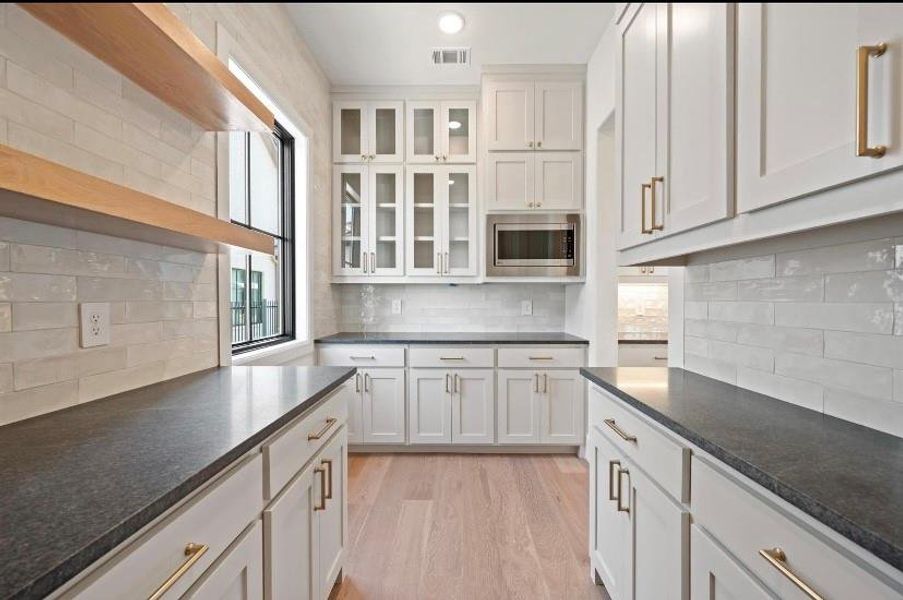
[438, 12, 464, 35]
[448, 120, 462, 130]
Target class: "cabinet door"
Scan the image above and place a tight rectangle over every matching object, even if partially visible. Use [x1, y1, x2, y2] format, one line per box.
[368, 101, 403, 163]
[628, 462, 690, 600]
[316, 429, 346, 600]
[534, 81, 583, 150]
[690, 525, 775, 600]
[333, 101, 368, 163]
[485, 80, 535, 151]
[406, 167, 443, 276]
[664, 3, 735, 235]
[183, 521, 263, 600]
[737, 4, 903, 212]
[333, 165, 369, 276]
[588, 427, 631, 599]
[496, 370, 541, 444]
[539, 370, 583, 445]
[485, 153, 535, 211]
[368, 165, 404, 276]
[362, 369, 406, 443]
[441, 100, 477, 163]
[534, 152, 582, 210]
[442, 166, 478, 276]
[451, 369, 494, 444]
[264, 461, 316, 600]
[344, 376, 363, 444]
[407, 101, 442, 164]
[617, 3, 661, 249]
[408, 369, 451, 444]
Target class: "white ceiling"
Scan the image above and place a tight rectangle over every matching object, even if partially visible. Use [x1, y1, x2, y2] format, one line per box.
[285, 3, 614, 86]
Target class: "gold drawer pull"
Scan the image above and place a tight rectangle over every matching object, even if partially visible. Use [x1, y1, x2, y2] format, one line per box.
[528, 356, 554, 361]
[616, 467, 630, 513]
[322, 458, 333, 500]
[608, 459, 620, 501]
[604, 418, 637, 443]
[349, 355, 375, 360]
[147, 542, 209, 600]
[759, 548, 824, 600]
[856, 42, 888, 158]
[440, 356, 466, 360]
[650, 176, 664, 231]
[308, 417, 337, 441]
[641, 182, 653, 234]
[313, 466, 327, 511]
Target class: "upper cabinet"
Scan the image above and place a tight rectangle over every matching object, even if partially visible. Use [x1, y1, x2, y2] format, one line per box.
[333, 101, 404, 163]
[736, 3, 903, 212]
[617, 3, 735, 250]
[406, 101, 477, 164]
[486, 152, 583, 211]
[484, 79, 583, 151]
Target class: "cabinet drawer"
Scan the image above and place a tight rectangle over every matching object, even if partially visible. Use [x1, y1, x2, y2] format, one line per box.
[497, 346, 585, 369]
[317, 344, 405, 367]
[262, 387, 348, 500]
[409, 346, 495, 368]
[589, 385, 689, 502]
[617, 343, 668, 367]
[693, 456, 902, 599]
[65, 454, 263, 599]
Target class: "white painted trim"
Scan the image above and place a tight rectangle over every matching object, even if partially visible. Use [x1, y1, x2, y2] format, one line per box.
[668, 267, 685, 369]
[481, 63, 587, 76]
[231, 340, 314, 366]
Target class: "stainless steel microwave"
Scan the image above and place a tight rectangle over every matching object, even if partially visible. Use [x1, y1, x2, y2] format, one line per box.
[486, 213, 581, 277]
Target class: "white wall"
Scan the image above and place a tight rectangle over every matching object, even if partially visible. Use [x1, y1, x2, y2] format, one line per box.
[565, 16, 619, 366]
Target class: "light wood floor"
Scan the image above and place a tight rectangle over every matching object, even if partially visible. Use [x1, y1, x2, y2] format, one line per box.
[331, 453, 610, 600]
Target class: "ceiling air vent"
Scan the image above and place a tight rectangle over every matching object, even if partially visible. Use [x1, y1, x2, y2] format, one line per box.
[431, 47, 470, 66]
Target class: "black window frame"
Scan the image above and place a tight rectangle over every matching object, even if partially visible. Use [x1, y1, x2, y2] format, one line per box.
[231, 121, 295, 354]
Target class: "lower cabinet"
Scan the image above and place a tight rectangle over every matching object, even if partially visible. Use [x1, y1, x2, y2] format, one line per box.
[409, 369, 494, 444]
[264, 427, 347, 600]
[589, 427, 631, 599]
[358, 368, 406, 444]
[690, 525, 773, 600]
[184, 521, 263, 600]
[497, 369, 583, 444]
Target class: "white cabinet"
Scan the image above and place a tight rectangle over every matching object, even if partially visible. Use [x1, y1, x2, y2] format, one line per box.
[737, 4, 903, 213]
[183, 521, 263, 600]
[409, 369, 451, 443]
[406, 165, 477, 277]
[409, 368, 494, 445]
[361, 369, 406, 444]
[333, 165, 403, 277]
[333, 101, 403, 163]
[617, 3, 734, 249]
[539, 370, 583, 444]
[344, 376, 363, 444]
[498, 369, 582, 445]
[315, 430, 346, 600]
[497, 370, 542, 444]
[484, 79, 582, 151]
[617, 343, 669, 367]
[486, 152, 582, 211]
[406, 101, 476, 164]
[690, 525, 774, 600]
[589, 427, 631, 600]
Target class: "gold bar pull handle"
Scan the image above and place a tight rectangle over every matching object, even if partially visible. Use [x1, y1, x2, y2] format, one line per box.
[147, 542, 209, 600]
[616, 467, 630, 513]
[528, 356, 554, 361]
[440, 356, 466, 361]
[759, 548, 824, 600]
[641, 183, 653, 234]
[313, 466, 327, 511]
[608, 459, 621, 501]
[604, 418, 638, 443]
[650, 176, 664, 231]
[857, 43, 888, 158]
[322, 459, 333, 500]
[307, 417, 337, 441]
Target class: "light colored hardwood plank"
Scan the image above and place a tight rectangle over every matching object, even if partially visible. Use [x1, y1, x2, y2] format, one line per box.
[19, 3, 274, 131]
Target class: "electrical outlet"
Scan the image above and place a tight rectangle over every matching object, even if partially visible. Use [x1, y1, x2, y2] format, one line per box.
[391, 299, 403, 315]
[521, 300, 533, 316]
[79, 303, 110, 348]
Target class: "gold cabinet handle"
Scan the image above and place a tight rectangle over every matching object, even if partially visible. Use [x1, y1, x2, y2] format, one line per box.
[641, 182, 653, 234]
[759, 548, 824, 600]
[616, 467, 630, 513]
[322, 459, 333, 500]
[543, 373, 548, 393]
[650, 176, 664, 231]
[364, 373, 370, 392]
[536, 140, 542, 148]
[534, 373, 540, 393]
[444, 251, 450, 274]
[313, 466, 327, 511]
[308, 417, 337, 441]
[455, 373, 460, 393]
[371, 251, 376, 272]
[446, 373, 451, 393]
[608, 459, 621, 501]
[440, 356, 465, 361]
[857, 43, 888, 158]
[604, 418, 637, 443]
[354, 372, 361, 393]
[528, 141, 534, 148]
[147, 543, 209, 600]
[528, 356, 554, 361]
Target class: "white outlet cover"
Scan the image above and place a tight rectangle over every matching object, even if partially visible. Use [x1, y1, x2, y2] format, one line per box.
[391, 299, 403, 315]
[79, 302, 111, 348]
[521, 300, 533, 316]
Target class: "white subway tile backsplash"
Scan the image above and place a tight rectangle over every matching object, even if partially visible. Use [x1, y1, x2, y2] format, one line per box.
[775, 353, 893, 401]
[78, 362, 164, 403]
[0, 364, 11, 394]
[10, 327, 78, 361]
[824, 270, 903, 303]
[110, 322, 162, 346]
[77, 277, 161, 302]
[709, 340, 774, 371]
[11, 302, 77, 331]
[0, 272, 76, 301]
[823, 389, 903, 438]
[11, 244, 126, 277]
[776, 238, 894, 276]
[896, 304, 903, 336]
[685, 301, 707, 320]
[0, 303, 10, 332]
[684, 354, 736, 385]
[685, 335, 709, 357]
[824, 331, 903, 370]
[0, 380, 78, 425]
[0, 243, 7, 270]
[738, 276, 823, 302]
[708, 301, 774, 324]
[736, 367, 823, 412]
[774, 302, 893, 333]
[685, 264, 710, 283]
[895, 370, 903, 402]
[709, 256, 775, 282]
[896, 244, 903, 269]
[0, 87, 75, 142]
[0, 217, 77, 250]
[685, 281, 738, 301]
[124, 301, 192, 323]
[735, 324, 823, 356]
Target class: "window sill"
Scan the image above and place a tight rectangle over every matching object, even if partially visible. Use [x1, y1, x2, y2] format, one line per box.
[231, 339, 314, 366]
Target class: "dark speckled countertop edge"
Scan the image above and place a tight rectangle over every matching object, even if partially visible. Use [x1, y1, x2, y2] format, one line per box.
[14, 367, 356, 600]
[580, 367, 902, 572]
[314, 332, 589, 345]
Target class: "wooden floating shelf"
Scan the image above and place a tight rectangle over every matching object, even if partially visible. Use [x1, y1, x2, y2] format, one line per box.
[19, 3, 274, 132]
[0, 144, 274, 255]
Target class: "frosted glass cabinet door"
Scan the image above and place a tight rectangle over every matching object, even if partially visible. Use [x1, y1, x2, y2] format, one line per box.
[333, 101, 368, 163]
[407, 101, 441, 164]
[367, 166, 404, 276]
[444, 167, 477, 276]
[737, 4, 903, 212]
[441, 101, 477, 163]
[368, 101, 403, 163]
[333, 165, 368, 276]
[406, 167, 443, 276]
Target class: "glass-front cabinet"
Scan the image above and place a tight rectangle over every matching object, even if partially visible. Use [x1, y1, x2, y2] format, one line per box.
[333, 101, 404, 163]
[406, 165, 477, 277]
[333, 165, 403, 276]
[406, 101, 476, 164]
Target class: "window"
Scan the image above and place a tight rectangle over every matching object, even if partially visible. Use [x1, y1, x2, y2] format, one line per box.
[230, 122, 295, 352]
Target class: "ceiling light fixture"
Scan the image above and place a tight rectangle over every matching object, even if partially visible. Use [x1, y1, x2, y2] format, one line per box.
[448, 120, 462, 130]
[438, 12, 464, 35]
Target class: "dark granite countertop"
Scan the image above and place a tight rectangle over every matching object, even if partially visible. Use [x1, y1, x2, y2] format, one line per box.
[0, 366, 355, 600]
[580, 367, 903, 572]
[315, 331, 588, 345]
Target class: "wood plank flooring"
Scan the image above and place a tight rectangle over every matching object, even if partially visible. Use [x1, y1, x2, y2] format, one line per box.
[331, 453, 610, 600]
